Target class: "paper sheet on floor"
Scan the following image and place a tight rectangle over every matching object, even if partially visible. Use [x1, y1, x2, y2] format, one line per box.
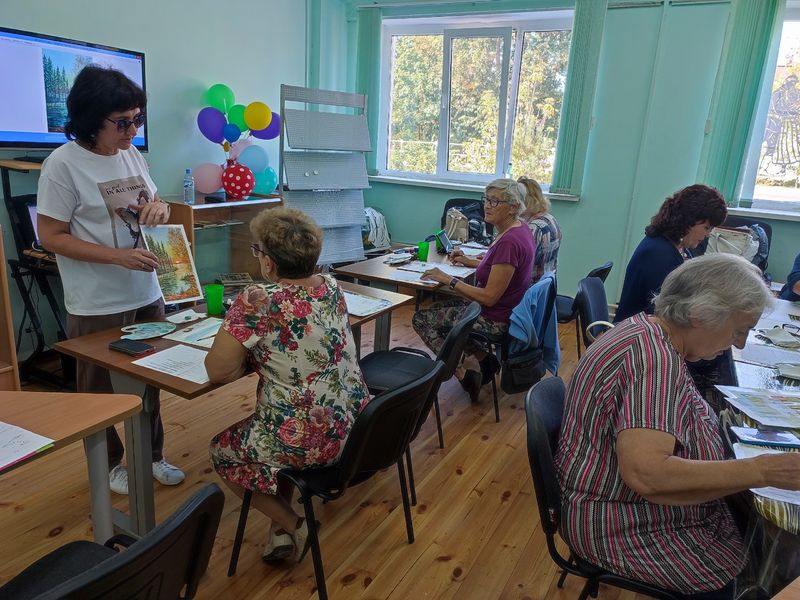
[733, 443, 800, 505]
[132, 344, 209, 384]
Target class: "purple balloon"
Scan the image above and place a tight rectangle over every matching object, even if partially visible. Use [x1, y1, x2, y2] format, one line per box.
[197, 107, 226, 143]
[251, 113, 281, 140]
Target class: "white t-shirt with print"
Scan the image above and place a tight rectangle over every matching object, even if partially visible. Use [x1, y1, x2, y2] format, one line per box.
[37, 141, 162, 316]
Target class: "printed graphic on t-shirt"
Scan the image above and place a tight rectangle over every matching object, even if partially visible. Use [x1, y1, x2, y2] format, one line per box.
[97, 175, 152, 249]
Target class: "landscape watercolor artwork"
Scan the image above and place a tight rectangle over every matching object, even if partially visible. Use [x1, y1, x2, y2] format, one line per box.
[141, 225, 203, 304]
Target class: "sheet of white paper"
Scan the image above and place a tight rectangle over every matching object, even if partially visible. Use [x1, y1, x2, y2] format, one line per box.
[0, 421, 54, 472]
[397, 261, 475, 278]
[343, 291, 391, 317]
[163, 318, 222, 348]
[717, 385, 800, 428]
[736, 333, 800, 366]
[733, 443, 800, 505]
[388, 269, 439, 286]
[458, 246, 485, 257]
[132, 344, 209, 384]
[166, 309, 206, 324]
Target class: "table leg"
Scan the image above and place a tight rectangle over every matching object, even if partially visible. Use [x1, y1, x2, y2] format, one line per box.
[373, 313, 391, 352]
[85, 430, 113, 543]
[352, 325, 362, 359]
[110, 373, 155, 536]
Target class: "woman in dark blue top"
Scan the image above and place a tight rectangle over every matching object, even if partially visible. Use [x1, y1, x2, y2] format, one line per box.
[615, 184, 728, 322]
[779, 252, 800, 302]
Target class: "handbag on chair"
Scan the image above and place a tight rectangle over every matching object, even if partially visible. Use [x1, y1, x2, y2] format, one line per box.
[500, 345, 546, 394]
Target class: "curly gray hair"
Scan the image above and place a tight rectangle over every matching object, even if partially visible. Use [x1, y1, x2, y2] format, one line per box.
[653, 254, 772, 328]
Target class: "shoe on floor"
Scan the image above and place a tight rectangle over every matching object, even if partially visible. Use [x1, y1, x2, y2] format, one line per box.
[263, 529, 294, 563]
[459, 369, 482, 403]
[152, 458, 185, 485]
[109, 464, 128, 495]
[292, 518, 311, 563]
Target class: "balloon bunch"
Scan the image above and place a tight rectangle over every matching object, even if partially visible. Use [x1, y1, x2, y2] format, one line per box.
[194, 84, 280, 200]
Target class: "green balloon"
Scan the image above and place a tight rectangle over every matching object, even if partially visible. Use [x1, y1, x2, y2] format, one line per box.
[227, 104, 248, 131]
[206, 84, 235, 113]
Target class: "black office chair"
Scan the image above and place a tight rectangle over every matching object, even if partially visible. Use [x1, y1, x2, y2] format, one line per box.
[556, 261, 613, 358]
[359, 302, 481, 504]
[574, 277, 614, 350]
[227, 363, 444, 600]
[524, 379, 679, 600]
[0, 483, 224, 600]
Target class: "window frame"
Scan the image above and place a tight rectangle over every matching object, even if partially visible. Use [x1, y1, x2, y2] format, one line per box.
[376, 11, 575, 186]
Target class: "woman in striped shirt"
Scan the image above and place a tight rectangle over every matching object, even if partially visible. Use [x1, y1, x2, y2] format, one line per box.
[557, 254, 800, 599]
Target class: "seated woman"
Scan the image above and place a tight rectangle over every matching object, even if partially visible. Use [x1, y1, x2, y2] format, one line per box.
[557, 254, 800, 599]
[518, 176, 561, 283]
[206, 208, 370, 564]
[614, 184, 727, 322]
[779, 252, 800, 301]
[413, 179, 535, 401]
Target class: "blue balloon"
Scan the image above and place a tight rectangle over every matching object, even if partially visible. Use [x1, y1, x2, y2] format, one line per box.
[253, 167, 278, 194]
[238, 144, 269, 173]
[223, 123, 241, 143]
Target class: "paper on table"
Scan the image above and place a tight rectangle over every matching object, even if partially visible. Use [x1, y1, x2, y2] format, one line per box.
[163, 317, 223, 348]
[733, 443, 800, 505]
[397, 261, 475, 278]
[389, 269, 439, 286]
[736, 334, 800, 366]
[132, 344, 209, 384]
[716, 385, 800, 428]
[344, 291, 391, 317]
[0, 421, 54, 472]
[458, 246, 486, 257]
[166, 309, 206, 324]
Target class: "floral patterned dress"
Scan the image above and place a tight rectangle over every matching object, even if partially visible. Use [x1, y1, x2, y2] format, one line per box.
[209, 274, 370, 494]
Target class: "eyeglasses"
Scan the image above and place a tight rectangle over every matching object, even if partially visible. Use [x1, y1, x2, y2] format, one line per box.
[250, 243, 268, 258]
[105, 113, 146, 132]
[481, 195, 510, 208]
[783, 323, 800, 336]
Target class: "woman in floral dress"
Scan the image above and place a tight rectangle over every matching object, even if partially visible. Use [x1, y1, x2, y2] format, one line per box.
[207, 207, 370, 564]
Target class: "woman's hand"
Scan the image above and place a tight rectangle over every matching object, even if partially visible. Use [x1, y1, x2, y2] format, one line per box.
[115, 247, 160, 272]
[756, 452, 800, 490]
[421, 267, 450, 285]
[451, 253, 480, 268]
[132, 201, 170, 227]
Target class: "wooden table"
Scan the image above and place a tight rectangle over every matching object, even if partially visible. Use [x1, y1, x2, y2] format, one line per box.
[775, 575, 800, 599]
[54, 282, 412, 535]
[0, 391, 141, 543]
[334, 251, 455, 290]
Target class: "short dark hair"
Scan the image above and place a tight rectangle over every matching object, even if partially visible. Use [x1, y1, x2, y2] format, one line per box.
[64, 65, 147, 147]
[645, 184, 727, 243]
[250, 208, 323, 278]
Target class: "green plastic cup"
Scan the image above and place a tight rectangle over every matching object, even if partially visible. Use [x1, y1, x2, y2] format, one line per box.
[417, 241, 430, 262]
[204, 284, 225, 315]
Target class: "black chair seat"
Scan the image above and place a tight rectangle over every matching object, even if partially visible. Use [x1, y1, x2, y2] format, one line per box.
[555, 294, 575, 323]
[0, 541, 117, 600]
[360, 350, 433, 394]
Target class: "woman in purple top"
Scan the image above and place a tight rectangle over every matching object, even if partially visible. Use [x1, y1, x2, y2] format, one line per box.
[412, 179, 535, 401]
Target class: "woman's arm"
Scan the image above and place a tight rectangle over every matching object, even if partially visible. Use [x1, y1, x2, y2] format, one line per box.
[422, 263, 515, 307]
[205, 328, 249, 383]
[38, 214, 160, 271]
[616, 428, 800, 505]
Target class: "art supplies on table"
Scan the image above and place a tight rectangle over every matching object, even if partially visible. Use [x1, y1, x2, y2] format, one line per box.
[733, 443, 800, 506]
[383, 254, 414, 266]
[343, 291, 392, 317]
[730, 426, 800, 449]
[132, 344, 209, 384]
[0, 421, 54, 472]
[141, 224, 203, 304]
[736, 333, 800, 366]
[756, 325, 800, 349]
[716, 385, 800, 428]
[120, 322, 176, 340]
[397, 261, 475, 278]
[216, 272, 253, 287]
[163, 317, 223, 348]
[166, 309, 206, 324]
[776, 363, 800, 381]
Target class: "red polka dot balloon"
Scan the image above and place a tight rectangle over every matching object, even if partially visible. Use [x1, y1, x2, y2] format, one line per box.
[221, 161, 255, 200]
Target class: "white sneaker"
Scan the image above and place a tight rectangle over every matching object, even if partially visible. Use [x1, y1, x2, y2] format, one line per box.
[152, 459, 185, 486]
[109, 465, 129, 495]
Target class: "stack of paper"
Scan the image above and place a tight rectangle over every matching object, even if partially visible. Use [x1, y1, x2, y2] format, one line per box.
[0, 422, 54, 472]
[164, 318, 223, 348]
[344, 291, 392, 317]
[716, 385, 800, 428]
[133, 344, 210, 384]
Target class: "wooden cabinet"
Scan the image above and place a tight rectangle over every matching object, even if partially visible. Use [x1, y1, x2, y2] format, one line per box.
[164, 193, 282, 283]
[0, 225, 21, 391]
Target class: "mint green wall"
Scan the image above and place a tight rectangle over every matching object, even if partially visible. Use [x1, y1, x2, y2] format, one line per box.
[0, 0, 306, 357]
[331, 0, 800, 300]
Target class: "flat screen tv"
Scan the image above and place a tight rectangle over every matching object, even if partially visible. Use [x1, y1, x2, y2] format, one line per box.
[0, 27, 147, 151]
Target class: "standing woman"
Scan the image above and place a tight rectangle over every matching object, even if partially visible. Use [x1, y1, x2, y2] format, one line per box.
[518, 176, 561, 283]
[412, 179, 535, 400]
[37, 66, 184, 495]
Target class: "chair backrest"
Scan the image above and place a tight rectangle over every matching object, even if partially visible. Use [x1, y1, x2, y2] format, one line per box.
[586, 261, 613, 283]
[336, 362, 444, 485]
[575, 277, 611, 347]
[524, 377, 566, 538]
[437, 301, 481, 379]
[440, 198, 494, 236]
[41, 484, 224, 600]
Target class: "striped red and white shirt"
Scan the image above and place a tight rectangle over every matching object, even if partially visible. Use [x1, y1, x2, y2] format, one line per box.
[556, 313, 745, 593]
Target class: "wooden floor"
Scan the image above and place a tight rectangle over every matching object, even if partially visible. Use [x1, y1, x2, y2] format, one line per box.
[0, 306, 651, 599]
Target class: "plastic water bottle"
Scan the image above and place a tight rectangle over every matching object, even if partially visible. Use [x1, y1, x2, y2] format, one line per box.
[183, 168, 195, 205]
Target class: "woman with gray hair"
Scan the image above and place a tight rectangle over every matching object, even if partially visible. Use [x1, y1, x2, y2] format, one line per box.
[556, 253, 800, 599]
[413, 178, 535, 401]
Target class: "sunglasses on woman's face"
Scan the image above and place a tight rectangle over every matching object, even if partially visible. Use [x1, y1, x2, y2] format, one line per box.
[105, 112, 146, 132]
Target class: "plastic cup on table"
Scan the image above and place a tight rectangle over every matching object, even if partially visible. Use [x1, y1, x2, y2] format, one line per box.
[417, 241, 429, 262]
[204, 284, 225, 316]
